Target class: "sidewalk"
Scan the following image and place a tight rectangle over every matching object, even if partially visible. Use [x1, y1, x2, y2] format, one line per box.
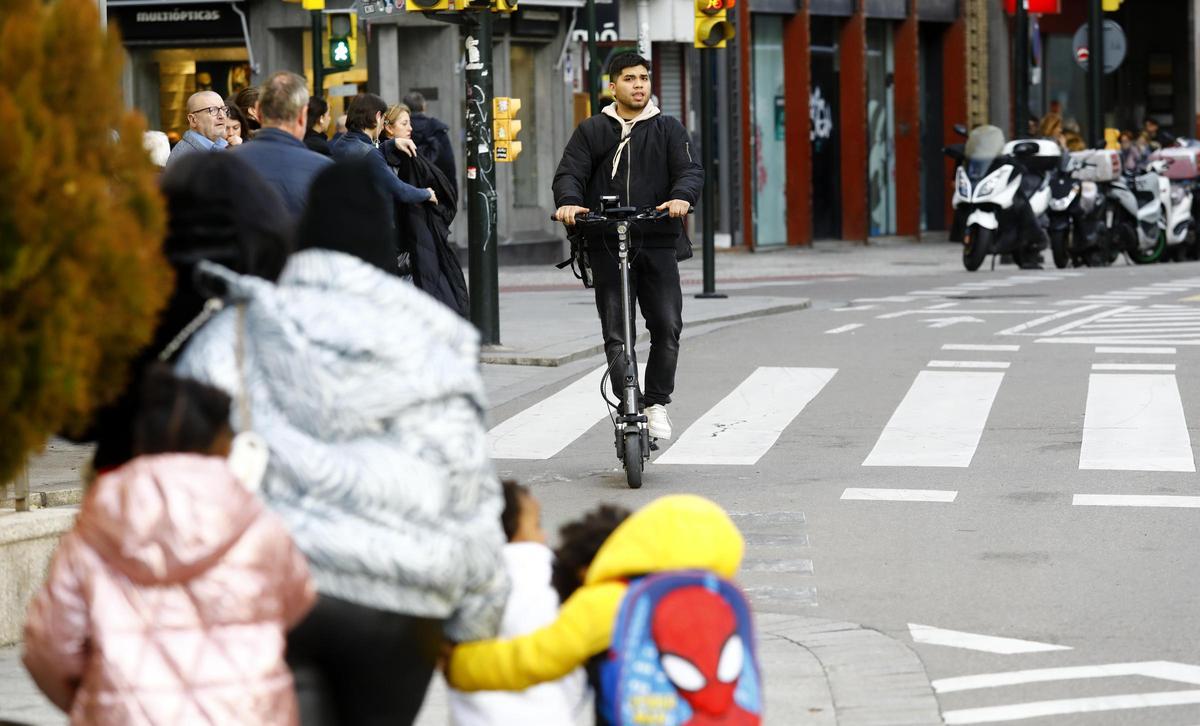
[0, 612, 941, 726]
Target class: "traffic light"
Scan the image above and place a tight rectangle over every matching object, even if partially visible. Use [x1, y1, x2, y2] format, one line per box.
[694, 0, 734, 49]
[325, 11, 356, 69]
[405, 0, 448, 12]
[493, 97, 522, 163]
[1102, 0, 1123, 9]
[301, 0, 324, 9]
[493, 0, 517, 12]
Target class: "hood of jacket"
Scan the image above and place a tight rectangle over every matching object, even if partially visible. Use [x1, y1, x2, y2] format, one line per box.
[584, 495, 743, 587]
[77, 454, 262, 586]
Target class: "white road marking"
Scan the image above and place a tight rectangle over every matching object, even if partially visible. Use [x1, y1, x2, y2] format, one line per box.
[927, 316, 985, 329]
[995, 305, 1101, 335]
[863, 371, 1004, 468]
[825, 323, 864, 334]
[928, 360, 1011, 369]
[942, 690, 1200, 725]
[1037, 337, 1200, 346]
[933, 661, 1200, 693]
[833, 305, 876, 312]
[656, 367, 837, 466]
[842, 488, 957, 502]
[925, 302, 961, 310]
[908, 624, 1071, 654]
[1092, 363, 1177, 371]
[487, 365, 611, 460]
[853, 296, 916, 303]
[1095, 346, 1177, 354]
[1075, 494, 1200, 508]
[943, 344, 1021, 352]
[1079, 374, 1195, 472]
[1039, 306, 1136, 336]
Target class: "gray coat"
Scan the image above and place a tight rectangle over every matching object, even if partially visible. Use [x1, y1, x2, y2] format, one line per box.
[176, 249, 509, 641]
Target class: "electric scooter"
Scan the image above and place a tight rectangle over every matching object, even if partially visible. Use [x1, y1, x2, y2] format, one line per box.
[556, 199, 683, 489]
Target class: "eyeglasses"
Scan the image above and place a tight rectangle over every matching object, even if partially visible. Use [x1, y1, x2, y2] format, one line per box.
[190, 105, 230, 118]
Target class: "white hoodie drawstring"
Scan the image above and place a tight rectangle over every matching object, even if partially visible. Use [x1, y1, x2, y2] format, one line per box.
[604, 102, 661, 180]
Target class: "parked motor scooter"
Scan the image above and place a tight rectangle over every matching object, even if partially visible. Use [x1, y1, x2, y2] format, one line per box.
[945, 125, 1049, 271]
[1101, 158, 1176, 265]
[1148, 146, 1199, 261]
[1067, 148, 1123, 267]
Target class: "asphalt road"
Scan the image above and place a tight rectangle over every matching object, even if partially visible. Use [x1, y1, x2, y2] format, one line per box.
[484, 259, 1200, 725]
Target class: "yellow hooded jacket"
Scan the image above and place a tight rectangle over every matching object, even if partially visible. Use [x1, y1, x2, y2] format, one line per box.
[448, 494, 745, 692]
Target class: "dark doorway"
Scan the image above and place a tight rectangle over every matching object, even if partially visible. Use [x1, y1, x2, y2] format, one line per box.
[919, 23, 945, 231]
[811, 16, 842, 239]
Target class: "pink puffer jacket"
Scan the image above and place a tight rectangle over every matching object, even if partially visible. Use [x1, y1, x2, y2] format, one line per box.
[23, 454, 316, 725]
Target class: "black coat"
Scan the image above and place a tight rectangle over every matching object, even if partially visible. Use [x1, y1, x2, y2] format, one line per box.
[552, 112, 704, 248]
[304, 131, 332, 157]
[384, 144, 469, 317]
[411, 113, 457, 194]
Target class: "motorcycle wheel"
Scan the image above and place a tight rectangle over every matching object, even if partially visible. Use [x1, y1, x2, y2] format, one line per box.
[963, 225, 991, 272]
[623, 432, 643, 489]
[1130, 229, 1167, 265]
[1050, 230, 1070, 269]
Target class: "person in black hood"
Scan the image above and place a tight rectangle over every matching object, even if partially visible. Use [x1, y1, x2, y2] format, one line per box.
[403, 91, 457, 196]
[552, 52, 703, 443]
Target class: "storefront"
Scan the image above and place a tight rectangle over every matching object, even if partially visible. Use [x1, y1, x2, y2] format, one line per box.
[108, 0, 253, 137]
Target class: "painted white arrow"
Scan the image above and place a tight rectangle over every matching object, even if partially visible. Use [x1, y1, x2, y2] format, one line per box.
[908, 623, 1071, 654]
[926, 316, 985, 329]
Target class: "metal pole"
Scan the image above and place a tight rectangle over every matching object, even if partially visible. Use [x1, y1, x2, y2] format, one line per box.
[311, 10, 324, 98]
[585, 0, 601, 114]
[696, 50, 725, 300]
[465, 14, 500, 344]
[1088, 0, 1105, 148]
[1014, 0, 1028, 138]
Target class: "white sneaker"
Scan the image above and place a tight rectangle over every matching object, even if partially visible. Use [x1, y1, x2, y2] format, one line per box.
[645, 405, 673, 440]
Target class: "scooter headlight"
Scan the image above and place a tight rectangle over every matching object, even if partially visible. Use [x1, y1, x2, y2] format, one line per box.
[956, 168, 971, 199]
[975, 178, 999, 199]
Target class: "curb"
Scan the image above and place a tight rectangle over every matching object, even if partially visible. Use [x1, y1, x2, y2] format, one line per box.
[1, 484, 82, 511]
[481, 299, 812, 367]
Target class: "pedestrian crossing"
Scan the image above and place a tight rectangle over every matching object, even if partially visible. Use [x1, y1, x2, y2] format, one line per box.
[487, 359, 1200, 475]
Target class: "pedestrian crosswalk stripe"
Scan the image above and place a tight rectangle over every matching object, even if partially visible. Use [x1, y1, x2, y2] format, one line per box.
[825, 323, 863, 334]
[1094, 346, 1176, 354]
[863, 371, 1004, 468]
[842, 488, 957, 502]
[928, 360, 1011, 369]
[1079, 374, 1195, 472]
[487, 365, 611, 460]
[942, 689, 1200, 725]
[943, 344, 1021, 352]
[909, 623, 1070, 654]
[1074, 494, 1200, 508]
[933, 662, 1200, 694]
[1092, 363, 1176, 371]
[655, 367, 837, 466]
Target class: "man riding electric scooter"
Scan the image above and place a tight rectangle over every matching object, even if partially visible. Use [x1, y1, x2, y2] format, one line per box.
[553, 52, 704, 443]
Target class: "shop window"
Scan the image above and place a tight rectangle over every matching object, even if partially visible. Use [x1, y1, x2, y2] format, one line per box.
[751, 14, 787, 247]
[510, 44, 538, 207]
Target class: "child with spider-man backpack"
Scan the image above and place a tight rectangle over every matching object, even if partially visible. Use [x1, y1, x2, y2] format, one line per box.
[445, 494, 763, 726]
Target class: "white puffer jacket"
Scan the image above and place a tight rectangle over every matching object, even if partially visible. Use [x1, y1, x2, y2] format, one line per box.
[177, 248, 509, 641]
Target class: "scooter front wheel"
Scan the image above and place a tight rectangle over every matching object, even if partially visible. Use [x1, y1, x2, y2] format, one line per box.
[1050, 230, 1070, 269]
[623, 432, 644, 489]
[963, 225, 991, 272]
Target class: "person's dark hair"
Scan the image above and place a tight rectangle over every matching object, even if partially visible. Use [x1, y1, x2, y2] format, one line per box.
[346, 93, 388, 132]
[551, 504, 631, 603]
[133, 364, 232, 456]
[402, 91, 426, 114]
[608, 52, 651, 81]
[299, 160, 397, 274]
[234, 86, 261, 131]
[258, 71, 309, 125]
[306, 96, 329, 136]
[500, 480, 529, 541]
[225, 102, 249, 141]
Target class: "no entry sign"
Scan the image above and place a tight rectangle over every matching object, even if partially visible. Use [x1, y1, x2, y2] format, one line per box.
[1005, 0, 1060, 13]
[1073, 20, 1127, 74]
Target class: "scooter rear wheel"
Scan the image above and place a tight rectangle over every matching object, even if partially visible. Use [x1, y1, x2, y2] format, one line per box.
[963, 225, 991, 272]
[1130, 230, 1167, 265]
[623, 432, 643, 489]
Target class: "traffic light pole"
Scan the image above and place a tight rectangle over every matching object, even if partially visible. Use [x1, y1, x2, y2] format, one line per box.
[1087, 0, 1105, 148]
[585, 0, 601, 114]
[464, 13, 500, 345]
[696, 50, 724, 299]
[310, 10, 324, 96]
[1013, 0, 1028, 138]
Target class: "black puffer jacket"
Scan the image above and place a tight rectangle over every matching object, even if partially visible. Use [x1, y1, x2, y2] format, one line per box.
[552, 112, 704, 248]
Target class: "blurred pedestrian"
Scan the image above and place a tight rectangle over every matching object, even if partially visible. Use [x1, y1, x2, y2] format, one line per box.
[177, 160, 509, 726]
[383, 104, 468, 316]
[165, 91, 229, 168]
[1063, 119, 1086, 152]
[233, 71, 332, 220]
[71, 153, 292, 475]
[331, 93, 438, 234]
[405, 91, 457, 191]
[305, 95, 332, 156]
[448, 482, 588, 726]
[225, 103, 248, 147]
[379, 103, 402, 146]
[23, 366, 316, 726]
[331, 113, 347, 144]
[1037, 112, 1066, 150]
[234, 85, 262, 136]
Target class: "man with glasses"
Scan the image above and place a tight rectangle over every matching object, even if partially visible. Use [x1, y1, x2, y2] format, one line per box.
[166, 91, 230, 168]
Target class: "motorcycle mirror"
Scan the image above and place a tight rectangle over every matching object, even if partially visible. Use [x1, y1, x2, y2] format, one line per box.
[953, 123, 968, 138]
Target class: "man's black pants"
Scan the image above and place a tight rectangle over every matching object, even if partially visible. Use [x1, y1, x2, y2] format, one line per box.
[590, 244, 683, 407]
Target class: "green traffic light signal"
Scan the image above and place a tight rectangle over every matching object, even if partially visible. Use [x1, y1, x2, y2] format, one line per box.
[330, 37, 352, 68]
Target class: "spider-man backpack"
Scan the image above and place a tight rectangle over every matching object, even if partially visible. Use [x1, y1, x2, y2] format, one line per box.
[599, 570, 763, 726]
